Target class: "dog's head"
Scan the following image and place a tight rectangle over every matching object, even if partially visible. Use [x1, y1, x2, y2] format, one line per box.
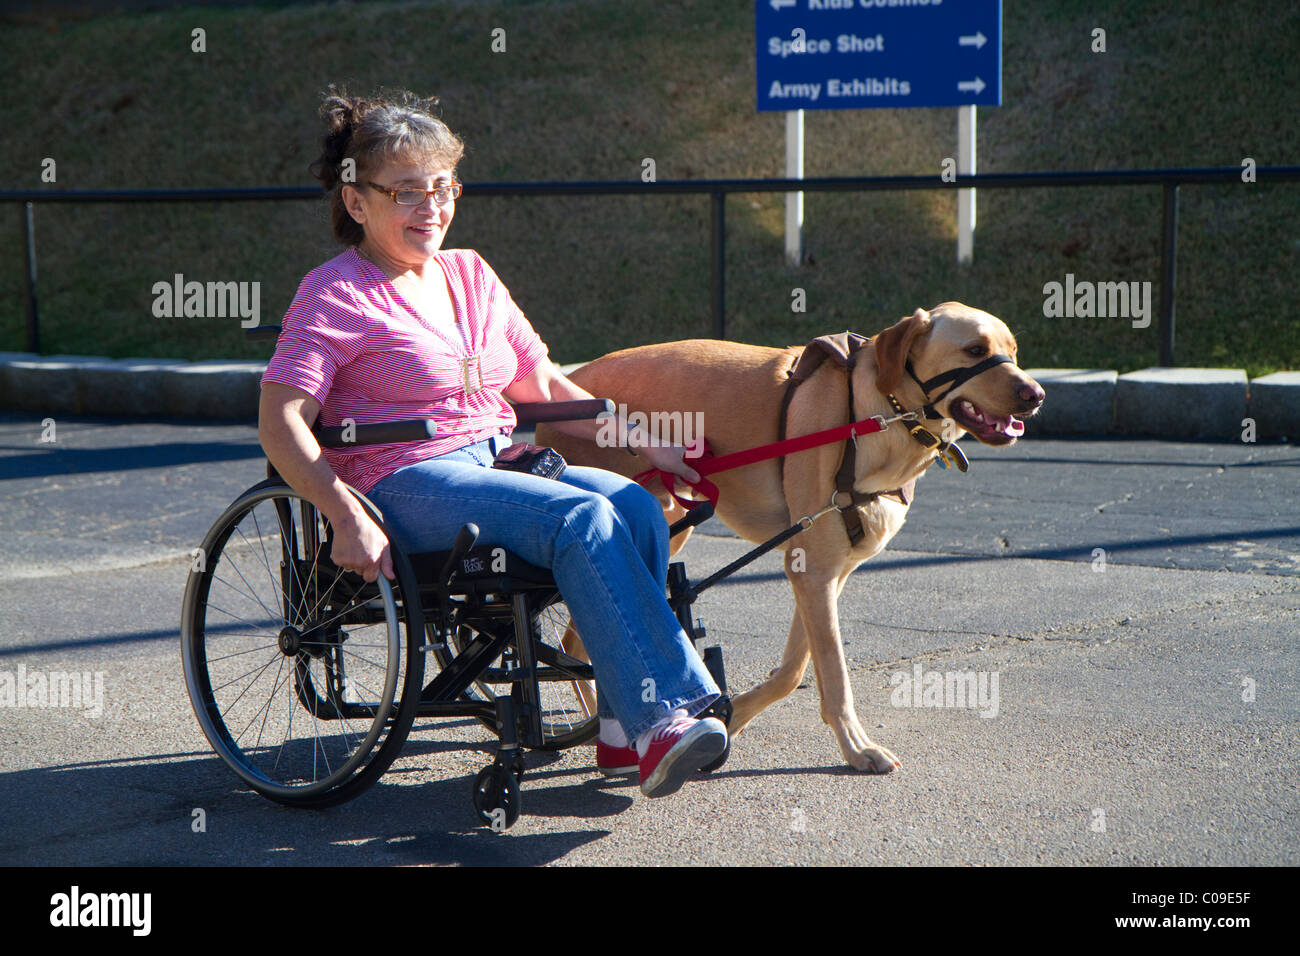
[872, 302, 1044, 446]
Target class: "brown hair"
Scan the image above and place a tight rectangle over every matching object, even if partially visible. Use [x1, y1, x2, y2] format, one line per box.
[310, 86, 466, 246]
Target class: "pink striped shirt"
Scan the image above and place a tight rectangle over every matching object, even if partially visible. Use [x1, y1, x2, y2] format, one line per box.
[261, 247, 548, 493]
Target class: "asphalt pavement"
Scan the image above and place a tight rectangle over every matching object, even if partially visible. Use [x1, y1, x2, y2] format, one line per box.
[0, 411, 1296, 866]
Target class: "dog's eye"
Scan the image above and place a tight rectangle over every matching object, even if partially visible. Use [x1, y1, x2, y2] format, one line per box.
[966, 345, 988, 357]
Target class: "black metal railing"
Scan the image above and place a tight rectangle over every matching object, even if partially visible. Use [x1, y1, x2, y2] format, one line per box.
[6, 165, 1299, 364]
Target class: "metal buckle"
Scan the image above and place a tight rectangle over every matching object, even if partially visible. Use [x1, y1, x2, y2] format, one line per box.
[801, 501, 841, 528]
[909, 424, 941, 448]
[462, 354, 483, 395]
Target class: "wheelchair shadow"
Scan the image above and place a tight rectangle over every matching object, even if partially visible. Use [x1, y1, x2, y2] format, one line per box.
[0, 731, 634, 867]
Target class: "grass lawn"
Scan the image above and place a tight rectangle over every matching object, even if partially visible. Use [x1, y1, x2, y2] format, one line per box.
[1, 0, 1297, 376]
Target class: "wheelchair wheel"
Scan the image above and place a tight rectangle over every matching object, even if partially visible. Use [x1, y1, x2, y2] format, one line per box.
[472, 764, 521, 831]
[435, 595, 598, 751]
[181, 479, 425, 807]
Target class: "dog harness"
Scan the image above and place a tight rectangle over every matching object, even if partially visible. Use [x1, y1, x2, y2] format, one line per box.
[777, 332, 913, 546]
[632, 332, 1016, 547]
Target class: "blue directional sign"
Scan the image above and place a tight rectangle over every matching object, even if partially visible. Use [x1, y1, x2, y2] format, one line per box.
[756, 0, 1002, 111]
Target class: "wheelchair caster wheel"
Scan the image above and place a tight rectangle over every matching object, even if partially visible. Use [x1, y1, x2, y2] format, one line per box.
[473, 765, 521, 831]
[699, 737, 730, 774]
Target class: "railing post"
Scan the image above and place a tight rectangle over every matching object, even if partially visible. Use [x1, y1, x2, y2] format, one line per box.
[711, 190, 726, 340]
[21, 201, 39, 353]
[1158, 181, 1178, 367]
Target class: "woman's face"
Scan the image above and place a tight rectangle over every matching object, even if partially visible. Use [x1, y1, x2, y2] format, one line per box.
[343, 158, 456, 269]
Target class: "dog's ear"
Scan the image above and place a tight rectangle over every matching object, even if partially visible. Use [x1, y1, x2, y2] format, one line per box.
[872, 308, 932, 397]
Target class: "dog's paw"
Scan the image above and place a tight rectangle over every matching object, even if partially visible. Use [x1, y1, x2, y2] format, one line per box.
[846, 741, 901, 774]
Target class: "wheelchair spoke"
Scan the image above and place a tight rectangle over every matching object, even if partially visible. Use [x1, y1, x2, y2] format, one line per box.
[220, 527, 287, 628]
[202, 642, 280, 664]
[305, 642, 385, 673]
[299, 593, 374, 641]
[202, 597, 280, 634]
[238, 661, 297, 773]
[341, 672, 384, 704]
[211, 649, 284, 698]
[236, 513, 292, 625]
[249, 653, 290, 759]
[272, 659, 299, 777]
[305, 673, 333, 784]
[301, 544, 345, 627]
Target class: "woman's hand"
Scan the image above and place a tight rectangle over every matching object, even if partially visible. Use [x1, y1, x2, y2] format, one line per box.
[330, 511, 395, 583]
[637, 439, 702, 486]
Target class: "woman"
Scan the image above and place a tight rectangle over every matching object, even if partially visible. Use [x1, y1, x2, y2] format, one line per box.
[258, 88, 726, 799]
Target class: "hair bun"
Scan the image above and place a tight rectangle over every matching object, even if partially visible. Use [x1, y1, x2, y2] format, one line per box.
[311, 86, 376, 189]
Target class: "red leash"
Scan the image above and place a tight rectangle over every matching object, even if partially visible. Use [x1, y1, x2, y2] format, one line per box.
[633, 415, 888, 510]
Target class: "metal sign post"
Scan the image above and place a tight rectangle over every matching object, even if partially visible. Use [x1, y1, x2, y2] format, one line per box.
[958, 104, 976, 264]
[786, 109, 804, 266]
[757, 0, 1002, 263]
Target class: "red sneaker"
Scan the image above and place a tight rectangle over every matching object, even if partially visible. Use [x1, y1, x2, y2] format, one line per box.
[638, 716, 727, 798]
[596, 740, 639, 777]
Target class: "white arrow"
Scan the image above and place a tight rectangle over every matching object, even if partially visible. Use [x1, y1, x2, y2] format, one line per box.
[958, 31, 987, 50]
[770, 0, 796, 10]
[957, 77, 986, 95]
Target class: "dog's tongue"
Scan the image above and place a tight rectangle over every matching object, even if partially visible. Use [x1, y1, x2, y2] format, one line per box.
[999, 415, 1025, 437]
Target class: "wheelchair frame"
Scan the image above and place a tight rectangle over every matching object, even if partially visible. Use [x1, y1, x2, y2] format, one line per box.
[180, 397, 734, 830]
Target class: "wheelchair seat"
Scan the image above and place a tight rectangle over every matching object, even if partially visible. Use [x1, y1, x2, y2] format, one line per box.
[407, 544, 557, 592]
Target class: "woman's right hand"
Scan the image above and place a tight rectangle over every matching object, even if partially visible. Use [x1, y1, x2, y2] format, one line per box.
[331, 512, 395, 582]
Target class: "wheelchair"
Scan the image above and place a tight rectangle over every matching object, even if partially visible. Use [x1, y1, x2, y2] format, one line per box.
[180, 391, 735, 831]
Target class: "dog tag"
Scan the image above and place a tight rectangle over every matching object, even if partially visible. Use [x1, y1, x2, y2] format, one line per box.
[938, 443, 970, 472]
[462, 354, 483, 396]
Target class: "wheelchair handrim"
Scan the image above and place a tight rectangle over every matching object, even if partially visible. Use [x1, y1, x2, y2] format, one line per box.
[180, 483, 403, 801]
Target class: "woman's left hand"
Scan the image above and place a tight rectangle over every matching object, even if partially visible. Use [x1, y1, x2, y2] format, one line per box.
[638, 441, 702, 486]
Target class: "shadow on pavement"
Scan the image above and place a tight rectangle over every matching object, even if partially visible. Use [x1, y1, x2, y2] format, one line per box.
[1, 441, 264, 480]
[0, 735, 630, 866]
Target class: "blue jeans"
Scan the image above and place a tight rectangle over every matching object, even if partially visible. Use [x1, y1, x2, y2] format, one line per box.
[366, 434, 720, 744]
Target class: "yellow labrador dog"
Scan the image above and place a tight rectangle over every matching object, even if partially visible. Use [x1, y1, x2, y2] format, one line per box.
[538, 303, 1044, 772]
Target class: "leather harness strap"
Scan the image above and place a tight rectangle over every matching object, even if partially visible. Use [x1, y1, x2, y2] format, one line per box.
[778, 332, 912, 546]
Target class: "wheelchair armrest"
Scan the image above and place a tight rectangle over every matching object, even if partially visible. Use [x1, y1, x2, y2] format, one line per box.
[312, 419, 438, 448]
[308, 400, 613, 447]
[245, 324, 281, 342]
[668, 501, 714, 538]
[512, 398, 614, 425]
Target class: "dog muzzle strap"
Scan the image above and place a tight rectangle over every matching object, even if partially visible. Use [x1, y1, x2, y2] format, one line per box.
[906, 353, 1015, 406]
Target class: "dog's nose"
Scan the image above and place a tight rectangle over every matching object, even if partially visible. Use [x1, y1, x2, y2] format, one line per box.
[1018, 382, 1045, 406]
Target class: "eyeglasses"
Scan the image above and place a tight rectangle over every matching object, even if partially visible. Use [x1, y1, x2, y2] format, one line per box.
[368, 181, 463, 206]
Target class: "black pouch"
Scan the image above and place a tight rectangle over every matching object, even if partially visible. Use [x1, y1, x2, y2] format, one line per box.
[492, 442, 567, 480]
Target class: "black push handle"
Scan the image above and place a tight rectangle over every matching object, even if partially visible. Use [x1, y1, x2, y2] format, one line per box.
[513, 399, 615, 425]
[312, 419, 437, 448]
[668, 501, 715, 538]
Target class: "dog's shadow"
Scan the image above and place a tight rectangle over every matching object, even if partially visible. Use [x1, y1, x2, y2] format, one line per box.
[703, 764, 888, 780]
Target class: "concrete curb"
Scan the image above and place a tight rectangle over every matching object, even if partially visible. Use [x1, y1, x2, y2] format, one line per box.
[1248, 371, 1300, 441]
[0, 353, 1294, 441]
[1115, 367, 1249, 441]
[1020, 369, 1116, 435]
